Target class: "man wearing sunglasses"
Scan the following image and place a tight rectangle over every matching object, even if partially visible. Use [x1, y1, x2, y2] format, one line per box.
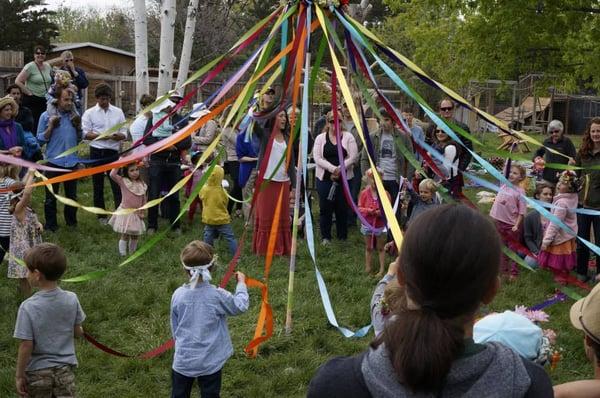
[533, 119, 576, 185]
[554, 283, 600, 397]
[57, 51, 89, 116]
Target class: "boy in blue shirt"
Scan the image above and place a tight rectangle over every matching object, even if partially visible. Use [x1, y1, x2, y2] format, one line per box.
[14, 243, 85, 398]
[171, 240, 249, 397]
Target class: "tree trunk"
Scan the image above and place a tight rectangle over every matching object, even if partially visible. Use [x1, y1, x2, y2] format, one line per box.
[157, 0, 177, 96]
[134, 0, 149, 111]
[175, 0, 200, 91]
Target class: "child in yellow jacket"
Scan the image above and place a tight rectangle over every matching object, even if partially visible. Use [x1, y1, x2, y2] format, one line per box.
[200, 165, 238, 255]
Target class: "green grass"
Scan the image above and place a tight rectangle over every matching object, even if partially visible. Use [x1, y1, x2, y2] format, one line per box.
[0, 132, 595, 397]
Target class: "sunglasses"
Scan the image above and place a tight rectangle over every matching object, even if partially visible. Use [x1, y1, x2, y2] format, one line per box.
[550, 130, 562, 133]
[35, 52, 46, 55]
[440, 107, 453, 112]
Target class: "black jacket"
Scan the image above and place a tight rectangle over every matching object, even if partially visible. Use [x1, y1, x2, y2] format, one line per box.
[534, 137, 576, 183]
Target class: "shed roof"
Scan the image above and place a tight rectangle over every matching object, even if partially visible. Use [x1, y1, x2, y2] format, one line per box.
[50, 43, 135, 58]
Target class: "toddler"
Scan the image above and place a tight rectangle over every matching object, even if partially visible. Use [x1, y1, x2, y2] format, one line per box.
[171, 240, 248, 398]
[522, 182, 554, 268]
[404, 178, 440, 228]
[46, 69, 80, 126]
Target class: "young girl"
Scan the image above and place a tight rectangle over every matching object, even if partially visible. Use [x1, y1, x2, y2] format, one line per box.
[358, 168, 390, 276]
[0, 164, 20, 266]
[171, 240, 248, 397]
[8, 168, 42, 297]
[489, 164, 527, 278]
[538, 171, 579, 284]
[108, 163, 147, 256]
[522, 182, 554, 268]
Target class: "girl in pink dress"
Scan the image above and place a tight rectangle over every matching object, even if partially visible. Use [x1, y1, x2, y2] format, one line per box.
[109, 163, 147, 256]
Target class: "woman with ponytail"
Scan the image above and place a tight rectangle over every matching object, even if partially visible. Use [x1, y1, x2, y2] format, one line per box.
[308, 204, 553, 397]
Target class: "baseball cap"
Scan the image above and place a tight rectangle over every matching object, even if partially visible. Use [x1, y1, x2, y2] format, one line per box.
[474, 310, 542, 360]
[570, 283, 600, 344]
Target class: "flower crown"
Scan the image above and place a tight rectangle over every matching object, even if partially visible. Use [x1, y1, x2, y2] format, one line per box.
[557, 170, 581, 192]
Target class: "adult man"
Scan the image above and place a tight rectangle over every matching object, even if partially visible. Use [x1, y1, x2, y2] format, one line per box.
[361, 108, 413, 200]
[437, 98, 473, 171]
[36, 87, 82, 231]
[554, 283, 600, 397]
[58, 51, 89, 115]
[143, 100, 191, 234]
[82, 83, 127, 224]
[402, 111, 424, 162]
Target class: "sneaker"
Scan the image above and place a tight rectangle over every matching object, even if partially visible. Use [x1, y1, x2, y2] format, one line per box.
[147, 228, 156, 235]
[321, 239, 331, 246]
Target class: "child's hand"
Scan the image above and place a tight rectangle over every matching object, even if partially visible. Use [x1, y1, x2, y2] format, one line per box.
[387, 257, 399, 276]
[511, 225, 519, 232]
[15, 376, 27, 397]
[49, 116, 60, 129]
[235, 272, 246, 284]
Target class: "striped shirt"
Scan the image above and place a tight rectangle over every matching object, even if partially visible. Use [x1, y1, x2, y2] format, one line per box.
[0, 177, 16, 236]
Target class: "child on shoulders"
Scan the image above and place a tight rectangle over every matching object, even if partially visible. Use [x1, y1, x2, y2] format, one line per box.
[171, 240, 248, 398]
[14, 243, 85, 398]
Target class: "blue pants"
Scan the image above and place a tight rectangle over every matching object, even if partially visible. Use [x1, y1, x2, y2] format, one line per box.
[171, 369, 221, 398]
[203, 223, 237, 255]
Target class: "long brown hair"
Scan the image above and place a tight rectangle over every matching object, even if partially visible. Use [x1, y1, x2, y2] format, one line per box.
[372, 205, 501, 393]
[579, 117, 600, 158]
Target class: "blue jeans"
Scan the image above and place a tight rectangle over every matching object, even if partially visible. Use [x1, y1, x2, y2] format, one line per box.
[203, 223, 237, 255]
[171, 369, 221, 398]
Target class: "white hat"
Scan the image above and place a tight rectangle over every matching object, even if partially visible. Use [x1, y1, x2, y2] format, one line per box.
[190, 103, 210, 119]
[151, 99, 176, 113]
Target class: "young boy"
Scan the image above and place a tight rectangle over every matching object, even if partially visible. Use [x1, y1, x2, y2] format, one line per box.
[199, 165, 238, 255]
[171, 240, 249, 398]
[14, 243, 85, 398]
[404, 178, 440, 228]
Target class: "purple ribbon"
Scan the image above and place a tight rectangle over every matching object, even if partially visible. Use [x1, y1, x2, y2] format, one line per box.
[528, 292, 568, 311]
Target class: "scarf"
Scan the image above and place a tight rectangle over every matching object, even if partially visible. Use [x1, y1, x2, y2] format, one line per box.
[0, 119, 17, 149]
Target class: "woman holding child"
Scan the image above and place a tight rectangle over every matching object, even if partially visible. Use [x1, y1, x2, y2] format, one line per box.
[308, 205, 552, 397]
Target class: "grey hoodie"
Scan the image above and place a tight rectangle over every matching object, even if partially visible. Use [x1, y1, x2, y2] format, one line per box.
[361, 342, 530, 398]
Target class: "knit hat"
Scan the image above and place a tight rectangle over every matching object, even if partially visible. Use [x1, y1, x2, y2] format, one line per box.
[570, 282, 600, 345]
[474, 310, 543, 360]
[0, 96, 18, 119]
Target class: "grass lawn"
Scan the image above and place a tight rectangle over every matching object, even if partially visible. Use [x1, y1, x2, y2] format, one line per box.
[0, 131, 594, 397]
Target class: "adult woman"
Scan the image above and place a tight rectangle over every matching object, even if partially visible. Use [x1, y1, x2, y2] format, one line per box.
[313, 111, 358, 243]
[308, 205, 553, 397]
[252, 110, 294, 256]
[534, 119, 576, 185]
[574, 117, 600, 282]
[58, 50, 89, 115]
[15, 46, 52, 133]
[433, 128, 461, 198]
[0, 96, 25, 157]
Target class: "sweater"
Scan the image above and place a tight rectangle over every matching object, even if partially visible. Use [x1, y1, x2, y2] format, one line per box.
[313, 131, 359, 181]
[523, 211, 546, 255]
[534, 136, 576, 183]
[575, 150, 600, 209]
[199, 165, 230, 225]
[360, 128, 414, 180]
[307, 342, 553, 398]
[542, 192, 578, 247]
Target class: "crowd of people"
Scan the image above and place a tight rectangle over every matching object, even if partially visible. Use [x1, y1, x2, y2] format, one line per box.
[4, 46, 600, 397]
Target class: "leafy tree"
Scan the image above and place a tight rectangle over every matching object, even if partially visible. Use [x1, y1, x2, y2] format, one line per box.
[0, 0, 59, 60]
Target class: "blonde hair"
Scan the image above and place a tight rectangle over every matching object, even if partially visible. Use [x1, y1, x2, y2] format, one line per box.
[180, 240, 214, 267]
[418, 178, 437, 193]
[60, 50, 74, 60]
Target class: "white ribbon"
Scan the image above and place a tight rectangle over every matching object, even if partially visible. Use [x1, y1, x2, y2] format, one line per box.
[182, 257, 217, 288]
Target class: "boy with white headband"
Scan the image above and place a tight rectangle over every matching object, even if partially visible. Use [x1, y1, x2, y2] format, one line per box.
[170, 240, 248, 397]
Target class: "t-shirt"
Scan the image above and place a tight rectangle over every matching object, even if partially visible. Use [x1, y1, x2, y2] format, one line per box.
[0, 177, 16, 237]
[264, 139, 289, 182]
[13, 288, 86, 371]
[379, 132, 397, 181]
[24, 62, 52, 98]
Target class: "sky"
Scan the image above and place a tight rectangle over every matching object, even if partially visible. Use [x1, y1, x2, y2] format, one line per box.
[44, 0, 128, 11]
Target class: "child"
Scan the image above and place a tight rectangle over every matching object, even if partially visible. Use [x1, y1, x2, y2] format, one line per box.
[522, 182, 554, 269]
[404, 178, 440, 228]
[489, 164, 527, 278]
[8, 169, 42, 297]
[538, 170, 579, 284]
[182, 151, 205, 223]
[370, 258, 406, 337]
[171, 241, 248, 398]
[46, 69, 80, 125]
[358, 168, 390, 276]
[108, 163, 147, 256]
[199, 165, 238, 255]
[0, 163, 21, 260]
[14, 243, 85, 398]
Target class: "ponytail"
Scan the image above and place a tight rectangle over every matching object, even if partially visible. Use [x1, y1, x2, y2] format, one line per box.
[378, 309, 466, 392]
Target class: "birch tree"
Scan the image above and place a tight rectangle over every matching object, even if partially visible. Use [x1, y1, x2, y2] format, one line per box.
[174, 0, 199, 91]
[134, 0, 149, 110]
[157, 0, 177, 96]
